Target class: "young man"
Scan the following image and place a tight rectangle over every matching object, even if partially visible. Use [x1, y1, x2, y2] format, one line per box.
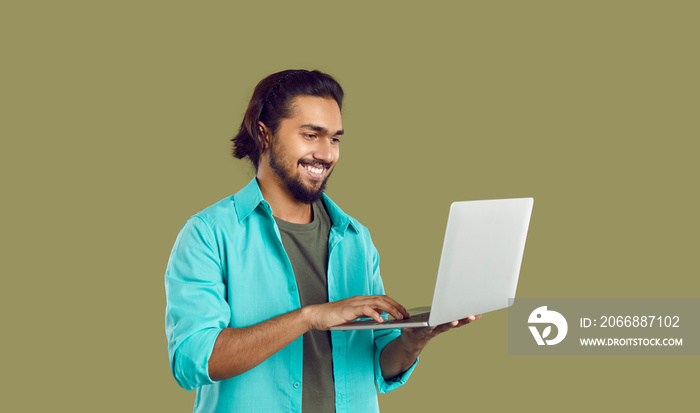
[165, 69, 479, 412]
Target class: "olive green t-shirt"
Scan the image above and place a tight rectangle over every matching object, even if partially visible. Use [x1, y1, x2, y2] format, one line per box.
[274, 201, 335, 413]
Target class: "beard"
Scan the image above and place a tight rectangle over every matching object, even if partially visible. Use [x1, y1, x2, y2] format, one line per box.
[268, 144, 333, 204]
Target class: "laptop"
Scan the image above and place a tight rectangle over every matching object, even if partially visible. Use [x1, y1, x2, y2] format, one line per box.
[329, 197, 534, 330]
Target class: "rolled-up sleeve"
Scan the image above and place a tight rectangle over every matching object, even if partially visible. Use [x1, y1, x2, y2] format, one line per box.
[164, 216, 230, 391]
[367, 237, 418, 393]
[373, 329, 418, 393]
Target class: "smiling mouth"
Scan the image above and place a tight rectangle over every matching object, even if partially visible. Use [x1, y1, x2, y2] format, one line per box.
[299, 161, 331, 179]
[302, 164, 324, 175]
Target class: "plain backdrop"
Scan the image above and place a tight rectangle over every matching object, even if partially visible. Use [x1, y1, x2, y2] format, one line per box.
[2, 1, 698, 411]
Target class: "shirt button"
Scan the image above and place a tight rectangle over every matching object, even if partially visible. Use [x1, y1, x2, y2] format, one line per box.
[289, 284, 297, 291]
[293, 382, 300, 389]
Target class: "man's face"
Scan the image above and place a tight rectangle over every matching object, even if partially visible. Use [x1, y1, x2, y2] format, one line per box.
[264, 95, 343, 204]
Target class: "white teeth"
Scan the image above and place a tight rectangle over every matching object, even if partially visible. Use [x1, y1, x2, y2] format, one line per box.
[304, 165, 323, 174]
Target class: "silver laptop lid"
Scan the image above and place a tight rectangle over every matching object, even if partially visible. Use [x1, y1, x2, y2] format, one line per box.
[428, 198, 533, 326]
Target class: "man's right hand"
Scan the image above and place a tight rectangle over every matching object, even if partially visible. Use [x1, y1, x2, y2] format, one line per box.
[303, 295, 410, 330]
[209, 295, 409, 381]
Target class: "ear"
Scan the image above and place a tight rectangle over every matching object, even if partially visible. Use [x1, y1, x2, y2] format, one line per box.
[257, 121, 271, 152]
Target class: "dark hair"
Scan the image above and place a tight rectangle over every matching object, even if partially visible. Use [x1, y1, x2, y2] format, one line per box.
[231, 69, 344, 169]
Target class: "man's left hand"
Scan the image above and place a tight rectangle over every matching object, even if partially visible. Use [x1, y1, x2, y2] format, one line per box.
[401, 314, 482, 353]
[380, 314, 482, 380]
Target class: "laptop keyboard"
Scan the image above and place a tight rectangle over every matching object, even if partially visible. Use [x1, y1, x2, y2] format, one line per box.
[387, 312, 430, 324]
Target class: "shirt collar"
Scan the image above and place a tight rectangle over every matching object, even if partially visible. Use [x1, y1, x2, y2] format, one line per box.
[320, 193, 360, 234]
[233, 178, 360, 233]
[233, 178, 269, 223]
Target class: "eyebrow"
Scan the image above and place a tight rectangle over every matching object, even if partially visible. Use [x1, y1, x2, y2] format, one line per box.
[300, 124, 344, 136]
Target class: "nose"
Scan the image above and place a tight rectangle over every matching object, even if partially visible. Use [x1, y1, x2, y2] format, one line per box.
[312, 138, 336, 164]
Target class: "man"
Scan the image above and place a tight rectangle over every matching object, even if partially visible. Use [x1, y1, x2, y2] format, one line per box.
[165, 69, 480, 412]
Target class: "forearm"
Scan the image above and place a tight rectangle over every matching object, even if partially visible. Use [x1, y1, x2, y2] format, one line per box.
[208, 295, 411, 381]
[379, 316, 482, 380]
[208, 307, 313, 381]
[379, 334, 423, 381]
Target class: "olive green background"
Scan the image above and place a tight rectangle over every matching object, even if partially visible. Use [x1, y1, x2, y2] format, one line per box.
[2, 1, 697, 411]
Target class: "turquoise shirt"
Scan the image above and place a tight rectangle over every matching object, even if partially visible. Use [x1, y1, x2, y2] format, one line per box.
[165, 179, 416, 412]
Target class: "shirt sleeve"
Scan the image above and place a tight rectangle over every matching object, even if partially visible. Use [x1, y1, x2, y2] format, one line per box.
[164, 216, 231, 391]
[373, 329, 418, 393]
[367, 237, 418, 393]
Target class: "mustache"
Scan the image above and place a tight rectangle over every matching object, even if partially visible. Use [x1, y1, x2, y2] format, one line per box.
[298, 159, 332, 169]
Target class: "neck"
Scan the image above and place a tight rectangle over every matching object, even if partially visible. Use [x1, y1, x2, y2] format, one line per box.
[256, 175, 313, 224]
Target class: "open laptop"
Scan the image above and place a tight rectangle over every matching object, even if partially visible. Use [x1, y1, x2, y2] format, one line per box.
[330, 198, 534, 330]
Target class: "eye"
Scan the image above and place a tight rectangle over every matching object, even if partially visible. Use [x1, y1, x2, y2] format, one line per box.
[331, 137, 341, 144]
[303, 133, 317, 139]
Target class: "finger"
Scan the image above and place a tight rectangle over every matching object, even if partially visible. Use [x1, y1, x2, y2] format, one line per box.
[458, 314, 480, 324]
[364, 296, 407, 320]
[432, 323, 454, 335]
[359, 306, 385, 323]
[453, 314, 482, 327]
[467, 314, 482, 322]
[355, 295, 410, 319]
[375, 295, 410, 319]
